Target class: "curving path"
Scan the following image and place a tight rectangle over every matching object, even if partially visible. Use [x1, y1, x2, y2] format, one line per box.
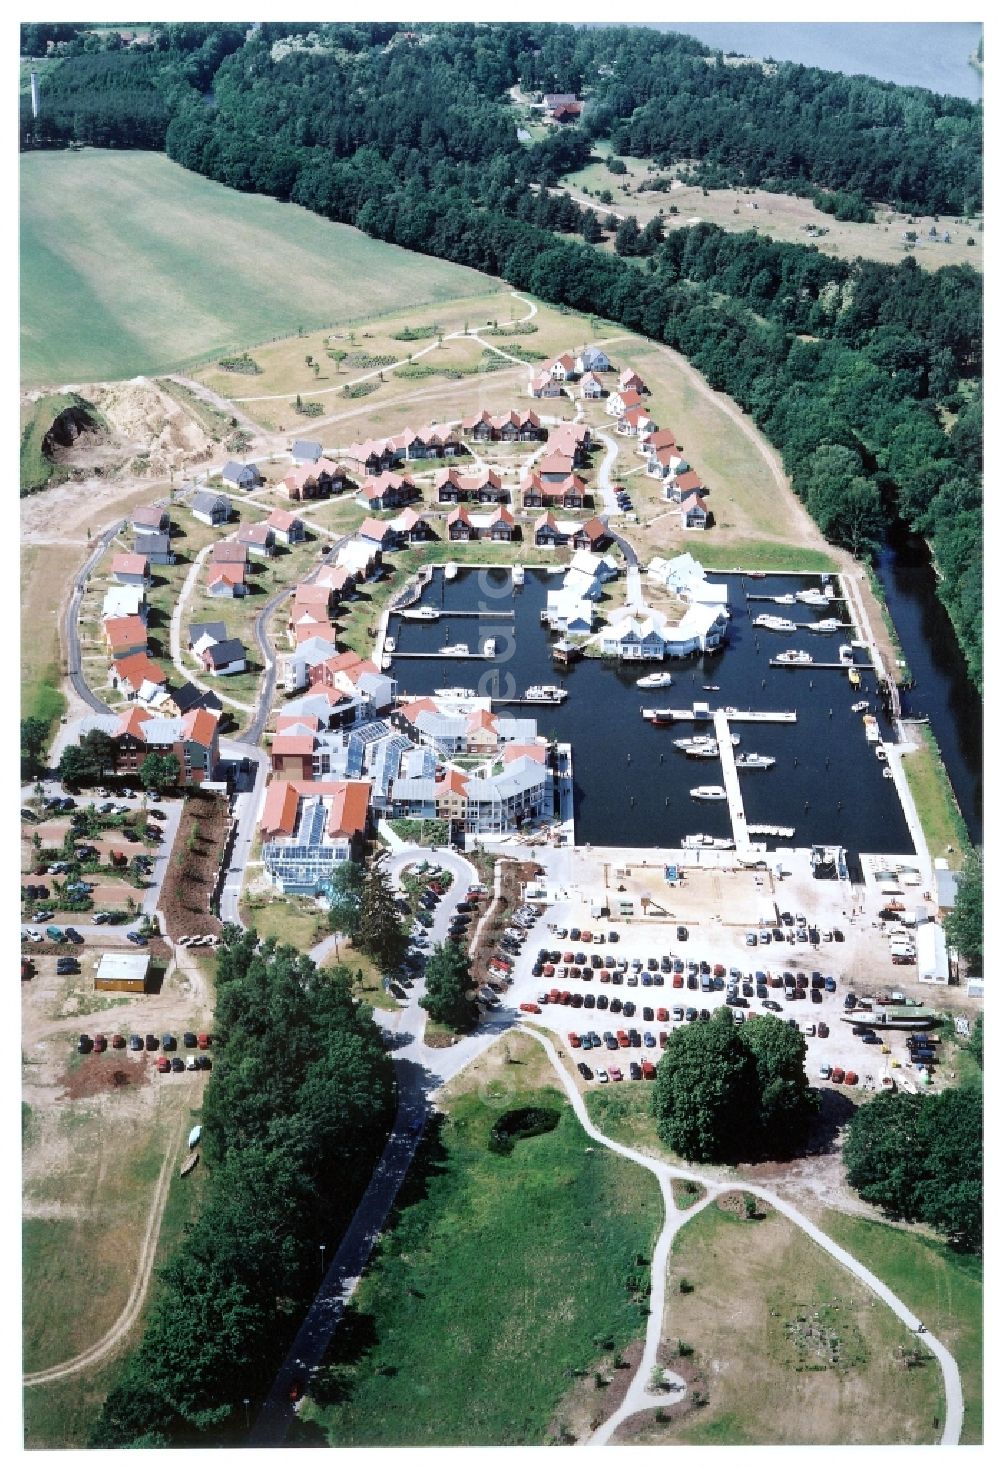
[23, 1112, 187, 1387]
[524, 1024, 963, 1447]
[229, 292, 538, 405]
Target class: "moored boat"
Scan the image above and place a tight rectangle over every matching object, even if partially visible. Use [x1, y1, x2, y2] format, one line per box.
[811, 618, 844, 632]
[434, 686, 476, 700]
[735, 752, 776, 769]
[635, 671, 673, 689]
[682, 833, 735, 849]
[848, 666, 862, 687]
[851, 699, 869, 713]
[439, 642, 470, 657]
[774, 649, 813, 665]
[402, 606, 441, 621]
[482, 638, 497, 657]
[511, 564, 525, 586]
[690, 785, 727, 801]
[754, 614, 796, 632]
[797, 587, 830, 606]
[863, 714, 879, 743]
[771, 593, 795, 606]
[523, 684, 567, 703]
[444, 562, 458, 581]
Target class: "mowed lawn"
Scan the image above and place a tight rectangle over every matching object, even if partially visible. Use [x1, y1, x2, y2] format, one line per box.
[301, 1031, 663, 1446]
[20, 150, 498, 386]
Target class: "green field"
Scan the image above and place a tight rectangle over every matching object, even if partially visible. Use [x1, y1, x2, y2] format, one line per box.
[301, 1032, 662, 1446]
[20, 150, 499, 386]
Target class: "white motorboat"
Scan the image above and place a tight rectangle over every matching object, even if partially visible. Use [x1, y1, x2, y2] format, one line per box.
[402, 606, 441, 621]
[875, 744, 888, 761]
[797, 587, 830, 606]
[702, 683, 720, 691]
[684, 742, 720, 759]
[636, 671, 673, 689]
[675, 733, 739, 751]
[383, 636, 396, 654]
[735, 752, 775, 770]
[812, 617, 844, 632]
[511, 564, 525, 586]
[523, 684, 567, 703]
[439, 642, 470, 657]
[753, 615, 796, 632]
[434, 686, 477, 700]
[851, 700, 869, 713]
[771, 593, 795, 606]
[882, 767, 894, 779]
[863, 714, 879, 743]
[690, 786, 727, 801]
[682, 833, 735, 849]
[444, 562, 458, 581]
[774, 649, 813, 665]
[482, 638, 497, 657]
[838, 643, 854, 664]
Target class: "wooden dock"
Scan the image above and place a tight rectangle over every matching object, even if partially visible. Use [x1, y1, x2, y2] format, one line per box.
[768, 660, 874, 671]
[642, 707, 797, 723]
[391, 651, 492, 661]
[746, 593, 848, 604]
[713, 711, 750, 856]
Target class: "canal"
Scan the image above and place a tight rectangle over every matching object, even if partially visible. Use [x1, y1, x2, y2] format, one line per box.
[875, 528, 982, 845]
[388, 566, 915, 855]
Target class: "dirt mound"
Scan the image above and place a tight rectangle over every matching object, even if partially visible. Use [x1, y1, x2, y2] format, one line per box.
[60, 1051, 154, 1099]
[41, 378, 214, 482]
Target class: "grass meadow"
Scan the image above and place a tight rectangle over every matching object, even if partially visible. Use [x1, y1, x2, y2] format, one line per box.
[627, 1199, 944, 1447]
[20, 150, 499, 386]
[300, 1030, 663, 1446]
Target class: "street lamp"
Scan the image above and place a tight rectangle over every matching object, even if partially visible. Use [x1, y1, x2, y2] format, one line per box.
[242, 1398, 250, 1431]
[319, 1242, 326, 1276]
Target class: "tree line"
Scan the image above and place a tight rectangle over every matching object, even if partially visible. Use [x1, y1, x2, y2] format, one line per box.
[91, 930, 396, 1447]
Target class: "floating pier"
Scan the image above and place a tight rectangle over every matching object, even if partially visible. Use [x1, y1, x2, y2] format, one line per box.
[768, 660, 873, 671]
[391, 651, 492, 660]
[642, 707, 797, 724]
[713, 710, 750, 856]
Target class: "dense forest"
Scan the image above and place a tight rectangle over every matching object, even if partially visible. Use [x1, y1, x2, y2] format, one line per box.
[19, 21, 983, 687]
[90, 931, 396, 1448]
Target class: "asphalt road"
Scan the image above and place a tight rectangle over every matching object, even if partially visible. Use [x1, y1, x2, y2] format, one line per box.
[63, 519, 126, 715]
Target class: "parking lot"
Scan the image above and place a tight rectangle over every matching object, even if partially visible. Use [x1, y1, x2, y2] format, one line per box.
[21, 781, 184, 944]
[494, 907, 943, 1092]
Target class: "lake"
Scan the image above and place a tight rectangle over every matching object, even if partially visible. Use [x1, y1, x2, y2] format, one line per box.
[636, 21, 983, 100]
[388, 566, 914, 856]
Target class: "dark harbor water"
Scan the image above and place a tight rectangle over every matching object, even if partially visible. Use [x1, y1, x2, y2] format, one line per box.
[635, 22, 983, 100]
[875, 530, 983, 845]
[389, 567, 914, 855]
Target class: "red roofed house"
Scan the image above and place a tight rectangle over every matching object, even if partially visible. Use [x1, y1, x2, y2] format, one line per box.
[111, 553, 150, 587]
[391, 508, 435, 544]
[447, 505, 475, 542]
[237, 522, 276, 559]
[283, 459, 350, 501]
[534, 511, 565, 547]
[260, 778, 372, 884]
[483, 505, 518, 542]
[105, 704, 220, 784]
[521, 472, 586, 510]
[680, 492, 710, 530]
[537, 453, 576, 484]
[607, 386, 642, 419]
[546, 352, 578, 382]
[619, 367, 648, 395]
[358, 472, 420, 512]
[104, 615, 148, 660]
[206, 564, 247, 598]
[266, 509, 306, 545]
[358, 517, 395, 549]
[462, 408, 494, 442]
[269, 728, 317, 781]
[572, 517, 610, 552]
[530, 370, 562, 399]
[211, 541, 249, 566]
[109, 652, 168, 700]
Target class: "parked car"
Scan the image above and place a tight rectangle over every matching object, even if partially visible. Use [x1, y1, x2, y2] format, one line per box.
[126, 931, 148, 946]
[156, 1055, 171, 1073]
[170, 1057, 185, 1073]
[129, 1034, 144, 1051]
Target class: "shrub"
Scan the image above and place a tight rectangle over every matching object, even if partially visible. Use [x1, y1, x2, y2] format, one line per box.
[217, 354, 261, 374]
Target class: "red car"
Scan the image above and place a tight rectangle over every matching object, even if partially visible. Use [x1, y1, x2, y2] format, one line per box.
[672, 973, 684, 988]
[608, 1065, 623, 1082]
[563, 951, 574, 963]
[580, 930, 592, 943]
[111, 1034, 126, 1049]
[641, 1059, 656, 1079]
[659, 1030, 669, 1047]
[559, 991, 571, 1005]
[519, 1002, 541, 1014]
[599, 969, 612, 983]
[616, 1029, 629, 1047]
[197, 1033, 212, 1049]
[713, 963, 726, 977]
[844, 1070, 858, 1086]
[548, 987, 561, 1002]
[92, 1034, 107, 1053]
[656, 1007, 668, 1022]
[543, 963, 555, 978]
[830, 1067, 845, 1084]
[568, 1032, 581, 1048]
[156, 1055, 171, 1073]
